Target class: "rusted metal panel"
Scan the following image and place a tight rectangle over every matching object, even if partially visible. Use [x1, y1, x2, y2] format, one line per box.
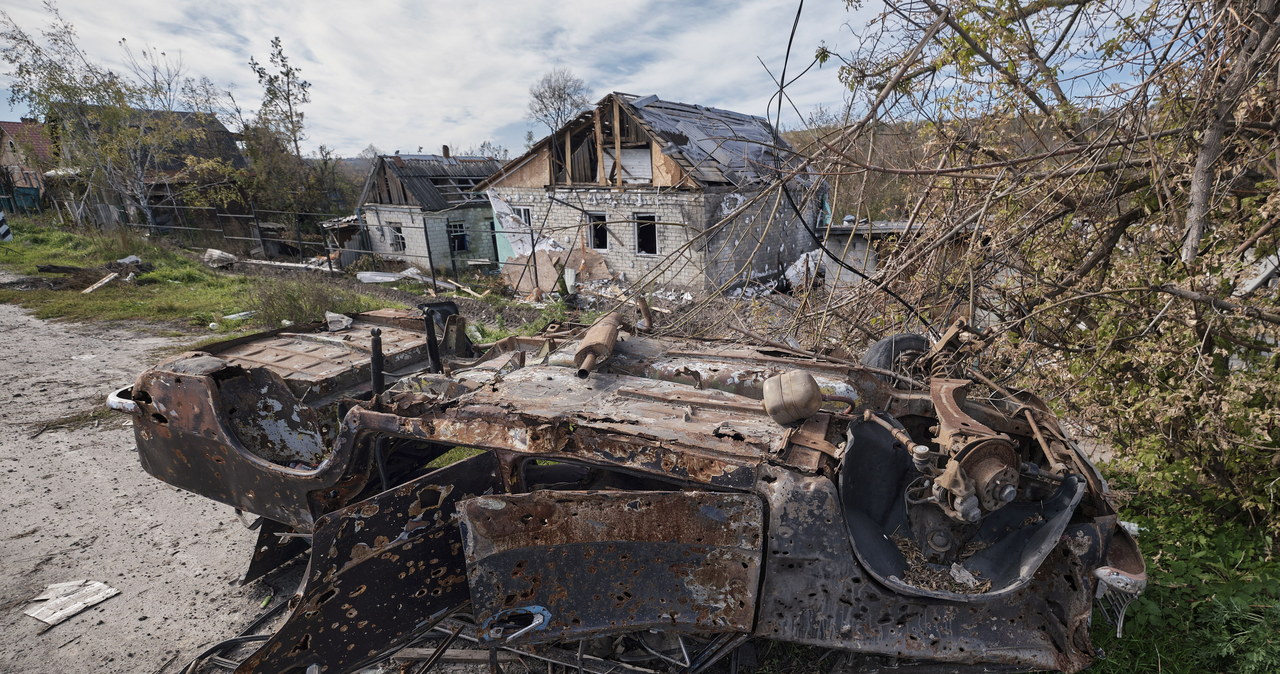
[458, 490, 763, 643]
[214, 318, 431, 401]
[125, 356, 370, 531]
[237, 452, 502, 674]
[753, 463, 1094, 673]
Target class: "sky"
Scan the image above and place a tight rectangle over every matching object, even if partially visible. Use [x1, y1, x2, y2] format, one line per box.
[0, 0, 872, 158]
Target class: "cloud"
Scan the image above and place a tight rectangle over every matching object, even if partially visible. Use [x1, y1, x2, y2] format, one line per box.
[1, 0, 870, 155]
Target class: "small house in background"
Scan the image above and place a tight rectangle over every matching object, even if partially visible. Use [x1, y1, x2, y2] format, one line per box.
[480, 92, 826, 293]
[356, 151, 504, 274]
[0, 118, 53, 212]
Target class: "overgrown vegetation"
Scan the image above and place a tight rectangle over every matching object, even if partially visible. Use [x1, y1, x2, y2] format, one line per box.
[0, 214, 254, 324]
[1090, 480, 1280, 673]
[0, 214, 394, 329]
[245, 277, 401, 327]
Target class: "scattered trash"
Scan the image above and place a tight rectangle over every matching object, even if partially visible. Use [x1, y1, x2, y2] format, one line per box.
[280, 319, 294, 327]
[208, 322, 220, 330]
[24, 580, 119, 627]
[357, 268, 460, 291]
[784, 249, 826, 289]
[355, 271, 401, 284]
[202, 249, 238, 268]
[80, 272, 118, 294]
[115, 255, 143, 266]
[325, 312, 353, 331]
[222, 311, 257, 321]
[949, 563, 981, 589]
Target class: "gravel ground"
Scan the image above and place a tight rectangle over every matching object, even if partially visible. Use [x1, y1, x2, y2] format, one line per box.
[0, 280, 280, 673]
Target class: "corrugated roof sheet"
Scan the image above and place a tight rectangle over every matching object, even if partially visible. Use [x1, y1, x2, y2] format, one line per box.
[617, 94, 788, 186]
[382, 155, 504, 210]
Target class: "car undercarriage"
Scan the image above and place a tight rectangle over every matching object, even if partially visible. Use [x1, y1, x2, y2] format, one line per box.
[108, 307, 1145, 673]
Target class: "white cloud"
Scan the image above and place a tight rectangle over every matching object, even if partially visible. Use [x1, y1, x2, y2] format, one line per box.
[1, 0, 871, 155]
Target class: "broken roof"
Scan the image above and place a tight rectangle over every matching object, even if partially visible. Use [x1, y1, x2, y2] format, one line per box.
[617, 93, 789, 186]
[0, 119, 54, 165]
[368, 154, 504, 210]
[480, 92, 796, 190]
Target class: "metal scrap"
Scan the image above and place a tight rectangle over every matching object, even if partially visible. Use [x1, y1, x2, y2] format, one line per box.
[24, 580, 119, 626]
[107, 310, 1145, 674]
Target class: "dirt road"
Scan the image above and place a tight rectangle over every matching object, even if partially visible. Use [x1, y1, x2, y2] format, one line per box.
[0, 294, 274, 673]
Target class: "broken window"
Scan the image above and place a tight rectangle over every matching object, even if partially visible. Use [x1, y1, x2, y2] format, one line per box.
[634, 214, 658, 255]
[448, 221, 469, 252]
[588, 212, 608, 250]
[387, 223, 406, 252]
[512, 207, 532, 226]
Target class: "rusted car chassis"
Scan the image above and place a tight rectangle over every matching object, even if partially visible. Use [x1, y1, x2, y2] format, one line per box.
[108, 309, 1145, 673]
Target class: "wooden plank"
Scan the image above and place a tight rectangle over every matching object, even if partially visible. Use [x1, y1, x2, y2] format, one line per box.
[81, 272, 118, 294]
[594, 107, 606, 185]
[563, 130, 572, 183]
[612, 97, 623, 187]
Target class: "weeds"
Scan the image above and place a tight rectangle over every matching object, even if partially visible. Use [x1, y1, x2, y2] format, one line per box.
[245, 278, 404, 327]
[0, 215, 397, 329]
[1090, 471, 1280, 673]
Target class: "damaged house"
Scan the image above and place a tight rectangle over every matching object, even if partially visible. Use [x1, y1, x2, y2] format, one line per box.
[0, 118, 52, 212]
[356, 152, 505, 274]
[480, 93, 827, 292]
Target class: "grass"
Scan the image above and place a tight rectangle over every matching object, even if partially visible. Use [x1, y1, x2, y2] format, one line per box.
[0, 215, 402, 330]
[28, 406, 117, 434]
[1085, 469, 1280, 673]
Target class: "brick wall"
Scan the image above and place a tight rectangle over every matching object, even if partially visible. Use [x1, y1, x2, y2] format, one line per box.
[362, 204, 496, 273]
[701, 184, 820, 290]
[488, 187, 708, 289]
[486, 183, 822, 292]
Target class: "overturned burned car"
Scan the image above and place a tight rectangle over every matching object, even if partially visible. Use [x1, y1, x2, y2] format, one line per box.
[108, 307, 1145, 673]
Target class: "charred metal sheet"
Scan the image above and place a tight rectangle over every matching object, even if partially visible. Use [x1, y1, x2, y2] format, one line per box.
[236, 451, 502, 674]
[359, 366, 780, 489]
[126, 355, 370, 531]
[242, 518, 309, 584]
[458, 490, 762, 643]
[753, 463, 1094, 673]
[212, 317, 432, 401]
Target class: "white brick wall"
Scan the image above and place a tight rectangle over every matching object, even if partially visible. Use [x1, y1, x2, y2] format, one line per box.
[362, 204, 497, 273]
[487, 183, 820, 292]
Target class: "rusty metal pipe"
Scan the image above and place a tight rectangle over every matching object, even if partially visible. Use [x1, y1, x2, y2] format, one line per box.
[574, 312, 623, 378]
[370, 328, 385, 407]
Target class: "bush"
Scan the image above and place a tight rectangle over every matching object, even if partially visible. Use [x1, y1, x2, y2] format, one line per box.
[1091, 474, 1280, 673]
[245, 278, 397, 327]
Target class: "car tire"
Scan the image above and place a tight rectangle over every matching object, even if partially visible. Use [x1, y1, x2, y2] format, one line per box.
[862, 333, 930, 384]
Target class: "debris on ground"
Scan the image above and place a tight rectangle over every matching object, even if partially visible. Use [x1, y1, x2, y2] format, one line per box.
[202, 248, 238, 268]
[324, 311, 353, 331]
[23, 581, 120, 627]
[80, 272, 117, 294]
[501, 247, 611, 293]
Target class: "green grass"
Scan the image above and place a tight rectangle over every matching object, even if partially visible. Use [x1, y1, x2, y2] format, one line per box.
[0, 215, 401, 329]
[1087, 469, 1280, 673]
[425, 446, 485, 468]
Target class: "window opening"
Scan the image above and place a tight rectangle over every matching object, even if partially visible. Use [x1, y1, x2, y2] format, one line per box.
[635, 214, 658, 255]
[588, 212, 608, 250]
[448, 221, 469, 252]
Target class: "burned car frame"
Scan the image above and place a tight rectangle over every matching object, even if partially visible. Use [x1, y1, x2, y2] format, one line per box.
[108, 308, 1145, 673]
